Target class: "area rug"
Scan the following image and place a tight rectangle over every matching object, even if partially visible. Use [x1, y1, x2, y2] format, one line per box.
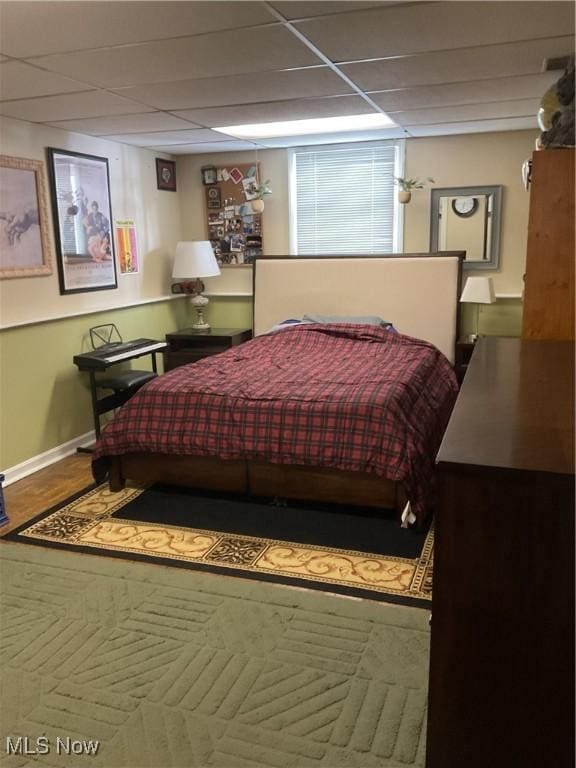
[0, 543, 430, 767]
[4, 483, 433, 607]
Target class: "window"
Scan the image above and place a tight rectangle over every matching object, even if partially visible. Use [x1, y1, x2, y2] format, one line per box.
[289, 140, 404, 255]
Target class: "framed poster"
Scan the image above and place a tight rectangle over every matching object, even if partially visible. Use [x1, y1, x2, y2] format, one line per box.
[47, 148, 117, 295]
[156, 158, 176, 191]
[115, 219, 139, 274]
[0, 155, 53, 279]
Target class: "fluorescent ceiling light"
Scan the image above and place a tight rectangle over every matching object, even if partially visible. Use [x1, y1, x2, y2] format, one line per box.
[213, 113, 396, 140]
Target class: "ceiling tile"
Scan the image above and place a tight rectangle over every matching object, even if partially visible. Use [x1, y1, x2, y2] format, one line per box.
[148, 140, 263, 154]
[31, 26, 319, 89]
[407, 116, 539, 137]
[269, 2, 393, 20]
[341, 37, 575, 90]
[174, 95, 373, 128]
[0, 90, 149, 122]
[295, 1, 574, 61]
[0, 60, 90, 101]
[369, 73, 558, 112]
[104, 129, 230, 147]
[393, 99, 541, 127]
[0, 2, 274, 58]
[113, 67, 352, 111]
[47, 112, 200, 136]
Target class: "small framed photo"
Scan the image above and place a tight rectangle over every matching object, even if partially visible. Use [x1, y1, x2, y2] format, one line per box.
[156, 158, 177, 191]
[206, 185, 221, 209]
[201, 165, 217, 185]
[0, 154, 53, 279]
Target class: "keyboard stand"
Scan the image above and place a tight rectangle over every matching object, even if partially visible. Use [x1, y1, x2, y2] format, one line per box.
[75, 343, 165, 449]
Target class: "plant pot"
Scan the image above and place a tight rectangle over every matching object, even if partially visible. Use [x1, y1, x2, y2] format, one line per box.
[398, 190, 412, 204]
[251, 198, 265, 214]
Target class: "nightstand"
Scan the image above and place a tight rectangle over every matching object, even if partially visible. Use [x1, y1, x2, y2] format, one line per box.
[455, 338, 476, 384]
[164, 327, 252, 371]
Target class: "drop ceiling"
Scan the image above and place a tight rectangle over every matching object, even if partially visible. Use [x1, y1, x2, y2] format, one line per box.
[0, 1, 573, 154]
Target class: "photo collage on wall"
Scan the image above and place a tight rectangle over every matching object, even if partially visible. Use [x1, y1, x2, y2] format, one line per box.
[202, 163, 263, 266]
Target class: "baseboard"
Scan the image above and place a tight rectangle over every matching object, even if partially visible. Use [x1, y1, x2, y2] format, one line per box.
[2, 431, 96, 486]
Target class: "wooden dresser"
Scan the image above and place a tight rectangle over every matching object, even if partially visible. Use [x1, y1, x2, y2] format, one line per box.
[426, 336, 574, 768]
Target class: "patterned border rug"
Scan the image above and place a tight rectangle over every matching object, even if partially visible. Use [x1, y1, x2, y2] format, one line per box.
[4, 483, 433, 606]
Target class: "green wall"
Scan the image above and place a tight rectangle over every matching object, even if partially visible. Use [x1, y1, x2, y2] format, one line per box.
[0, 300, 188, 470]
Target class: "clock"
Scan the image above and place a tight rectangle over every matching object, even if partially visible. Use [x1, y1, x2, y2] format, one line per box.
[451, 197, 478, 218]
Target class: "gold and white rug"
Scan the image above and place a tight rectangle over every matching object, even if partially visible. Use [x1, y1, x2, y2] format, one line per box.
[6, 484, 433, 605]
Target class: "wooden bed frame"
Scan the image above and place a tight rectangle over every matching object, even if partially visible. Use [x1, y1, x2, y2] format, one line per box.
[108, 252, 464, 514]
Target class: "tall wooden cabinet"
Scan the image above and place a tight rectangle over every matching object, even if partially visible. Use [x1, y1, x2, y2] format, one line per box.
[522, 148, 575, 340]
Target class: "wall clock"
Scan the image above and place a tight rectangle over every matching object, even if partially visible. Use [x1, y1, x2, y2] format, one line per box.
[451, 197, 478, 218]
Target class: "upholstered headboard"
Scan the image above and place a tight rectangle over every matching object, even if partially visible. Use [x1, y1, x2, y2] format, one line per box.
[253, 253, 463, 362]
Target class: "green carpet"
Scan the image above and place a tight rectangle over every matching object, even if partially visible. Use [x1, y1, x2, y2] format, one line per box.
[0, 541, 430, 767]
[5, 484, 433, 607]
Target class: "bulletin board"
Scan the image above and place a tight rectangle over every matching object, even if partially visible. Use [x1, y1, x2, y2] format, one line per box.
[202, 162, 263, 266]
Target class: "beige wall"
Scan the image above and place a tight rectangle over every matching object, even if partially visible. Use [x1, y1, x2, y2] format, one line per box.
[404, 130, 537, 294]
[177, 130, 537, 296]
[0, 116, 182, 328]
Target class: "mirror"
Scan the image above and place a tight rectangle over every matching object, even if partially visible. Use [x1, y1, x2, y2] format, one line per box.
[430, 186, 503, 269]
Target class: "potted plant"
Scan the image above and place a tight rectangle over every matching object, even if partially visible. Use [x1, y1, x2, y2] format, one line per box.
[394, 176, 435, 204]
[251, 180, 272, 213]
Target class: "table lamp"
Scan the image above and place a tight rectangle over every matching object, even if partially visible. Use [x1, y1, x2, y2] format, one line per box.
[172, 241, 221, 330]
[460, 276, 495, 341]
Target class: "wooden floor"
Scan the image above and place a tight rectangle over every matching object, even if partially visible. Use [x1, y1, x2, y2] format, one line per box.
[1, 453, 94, 536]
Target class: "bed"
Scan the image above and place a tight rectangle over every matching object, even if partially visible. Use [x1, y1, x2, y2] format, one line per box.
[93, 253, 463, 524]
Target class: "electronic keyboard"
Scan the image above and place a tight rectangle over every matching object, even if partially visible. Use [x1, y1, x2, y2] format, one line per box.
[73, 338, 168, 370]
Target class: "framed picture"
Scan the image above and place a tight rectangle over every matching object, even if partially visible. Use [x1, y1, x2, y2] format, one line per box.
[156, 158, 177, 191]
[206, 185, 221, 209]
[201, 165, 217, 185]
[0, 155, 53, 279]
[47, 147, 117, 295]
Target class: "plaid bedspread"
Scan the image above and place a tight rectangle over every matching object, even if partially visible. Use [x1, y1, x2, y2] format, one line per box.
[93, 324, 458, 521]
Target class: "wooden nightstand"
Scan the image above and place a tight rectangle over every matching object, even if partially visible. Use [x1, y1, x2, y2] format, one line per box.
[455, 338, 476, 384]
[164, 327, 252, 371]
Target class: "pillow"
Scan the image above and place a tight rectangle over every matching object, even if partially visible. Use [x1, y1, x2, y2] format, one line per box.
[302, 314, 392, 328]
[267, 318, 312, 333]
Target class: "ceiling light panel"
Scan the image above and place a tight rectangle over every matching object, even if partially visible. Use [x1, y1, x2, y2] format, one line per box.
[113, 67, 352, 111]
[369, 73, 559, 112]
[0, 1, 274, 58]
[214, 113, 395, 140]
[0, 90, 149, 122]
[174, 95, 373, 128]
[47, 112, 200, 137]
[255, 125, 406, 148]
[0, 60, 89, 101]
[340, 37, 576, 91]
[31, 26, 319, 90]
[295, 1, 574, 62]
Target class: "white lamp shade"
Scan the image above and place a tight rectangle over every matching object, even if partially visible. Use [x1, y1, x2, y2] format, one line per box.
[460, 276, 496, 304]
[172, 241, 220, 279]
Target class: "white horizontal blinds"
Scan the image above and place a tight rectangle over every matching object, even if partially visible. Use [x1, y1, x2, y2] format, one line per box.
[294, 143, 397, 255]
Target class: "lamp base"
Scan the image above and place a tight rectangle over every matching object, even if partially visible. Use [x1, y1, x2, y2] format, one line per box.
[190, 293, 210, 330]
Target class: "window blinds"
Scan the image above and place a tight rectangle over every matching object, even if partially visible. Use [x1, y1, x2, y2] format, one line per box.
[293, 142, 399, 255]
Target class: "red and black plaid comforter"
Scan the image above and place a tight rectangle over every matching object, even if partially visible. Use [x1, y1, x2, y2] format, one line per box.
[93, 324, 458, 521]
